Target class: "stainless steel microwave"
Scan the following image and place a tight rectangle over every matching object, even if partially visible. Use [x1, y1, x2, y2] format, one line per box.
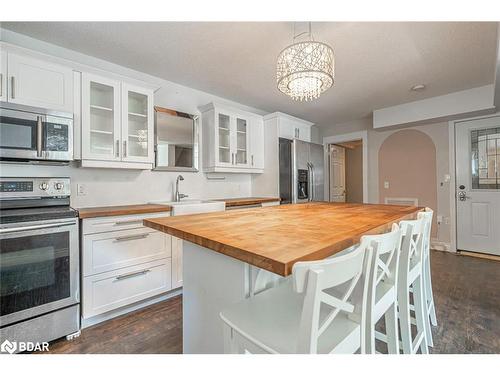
[0, 102, 73, 163]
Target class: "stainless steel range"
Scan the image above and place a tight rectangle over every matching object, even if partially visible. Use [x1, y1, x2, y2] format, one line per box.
[0, 177, 80, 352]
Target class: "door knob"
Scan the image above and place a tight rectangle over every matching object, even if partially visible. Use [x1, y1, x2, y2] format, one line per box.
[457, 191, 470, 201]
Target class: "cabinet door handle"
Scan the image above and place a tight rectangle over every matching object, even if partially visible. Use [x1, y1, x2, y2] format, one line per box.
[114, 233, 149, 242]
[10, 76, 15, 99]
[115, 269, 150, 281]
[251, 155, 254, 166]
[123, 140, 127, 157]
[114, 219, 143, 226]
[0, 73, 3, 97]
[116, 140, 120, 157]
[297, 128, 300, 138]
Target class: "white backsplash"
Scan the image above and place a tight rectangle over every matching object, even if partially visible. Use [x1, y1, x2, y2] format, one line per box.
[0, 163, 251, 208]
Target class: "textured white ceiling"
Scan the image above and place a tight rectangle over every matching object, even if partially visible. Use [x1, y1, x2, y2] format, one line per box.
[2, 22, 497, 126]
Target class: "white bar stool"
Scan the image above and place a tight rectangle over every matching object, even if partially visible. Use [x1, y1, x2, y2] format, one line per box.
[361, 223, 403, 354]
[219, 242, 373, 354]
[418, 208, 437, 347]
[398, 218, 429, 354]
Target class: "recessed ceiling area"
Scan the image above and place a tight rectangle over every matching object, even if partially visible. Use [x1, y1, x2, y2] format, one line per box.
[1, 22, 497, 127]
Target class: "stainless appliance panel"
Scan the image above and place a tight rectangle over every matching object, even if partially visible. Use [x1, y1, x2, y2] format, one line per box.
[310, 143, 325, 202]
[0, 103, 73, 162]
[0, 304, 79, 353]
[293, 139, 311, 203]
[278, 138, 292, 204]
[0, 217, 79, 327]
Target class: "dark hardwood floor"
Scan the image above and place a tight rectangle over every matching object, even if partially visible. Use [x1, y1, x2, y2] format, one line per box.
[41, 250, 499, 354]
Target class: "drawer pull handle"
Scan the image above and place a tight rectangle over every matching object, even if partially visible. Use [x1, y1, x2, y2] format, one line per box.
[114, 233, 149, 242]
[115, 269, 150, 281]
[114, 220, 143, 226]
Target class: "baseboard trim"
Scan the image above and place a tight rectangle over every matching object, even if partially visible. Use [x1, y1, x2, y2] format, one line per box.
[457, 250, 500, 262]
[431, 240, 452, 252]
[81, 288, 182, 329]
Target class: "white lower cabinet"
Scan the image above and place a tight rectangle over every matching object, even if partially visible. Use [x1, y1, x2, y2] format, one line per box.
[81, 212, 175, 320]
[82, 259, 171, 318]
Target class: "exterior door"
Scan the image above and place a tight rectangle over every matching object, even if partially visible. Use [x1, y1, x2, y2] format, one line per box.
[456, 117, 500, 256]
[329, 145, 346, 202]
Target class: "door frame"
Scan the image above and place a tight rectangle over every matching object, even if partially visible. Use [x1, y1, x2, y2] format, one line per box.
[323, 131, 368, 203]
[449, 112, 500, 253]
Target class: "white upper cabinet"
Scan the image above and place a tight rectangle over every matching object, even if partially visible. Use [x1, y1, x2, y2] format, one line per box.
[200, 102, 264, 173]
[0, 50, 7, 102]
[80, 73, 154, 169]
[82, 73, 121, 161]
[265, 112, 313, 142]
[6, 52, 73, 112]
[121, 83, 154, 164]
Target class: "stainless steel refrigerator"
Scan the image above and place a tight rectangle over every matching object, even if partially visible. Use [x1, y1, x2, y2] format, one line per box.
[279, 138, 325, 204]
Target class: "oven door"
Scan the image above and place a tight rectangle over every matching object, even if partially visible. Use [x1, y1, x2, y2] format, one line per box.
[0, 107, 42, 160]
[0, 218, 79, 328]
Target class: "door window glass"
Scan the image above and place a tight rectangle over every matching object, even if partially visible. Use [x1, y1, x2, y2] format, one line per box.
[471, 127, 500, 189]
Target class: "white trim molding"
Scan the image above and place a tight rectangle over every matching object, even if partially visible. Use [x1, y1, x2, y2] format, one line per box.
[323, 131, 369, 203]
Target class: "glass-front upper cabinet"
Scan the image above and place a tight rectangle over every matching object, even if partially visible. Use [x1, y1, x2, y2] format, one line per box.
[122, 83, 154, 163]
[214, 111, 250, 167]
[235, 117, 249, 166]
[81, 73, 121, 161]
[218, 113, 231, 165]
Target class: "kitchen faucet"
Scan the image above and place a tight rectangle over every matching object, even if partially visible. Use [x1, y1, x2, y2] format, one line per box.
[175, 175, 189, 202]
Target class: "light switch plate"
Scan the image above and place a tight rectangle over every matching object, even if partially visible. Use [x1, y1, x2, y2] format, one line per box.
[384, 181, 389, 189]
[77, 184, 86, 196]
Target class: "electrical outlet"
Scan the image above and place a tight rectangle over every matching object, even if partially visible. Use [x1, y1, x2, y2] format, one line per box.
[77, 184, 86, 196]
[384, 181, 389, 189]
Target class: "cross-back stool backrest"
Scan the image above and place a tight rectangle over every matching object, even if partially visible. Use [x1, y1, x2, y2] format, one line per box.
[292, 242, 372, 353]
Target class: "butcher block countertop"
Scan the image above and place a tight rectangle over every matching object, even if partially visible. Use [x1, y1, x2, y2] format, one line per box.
[78, 204, 172, 219]
[144, 202, 423, 276]
[217, 197, 281, 207]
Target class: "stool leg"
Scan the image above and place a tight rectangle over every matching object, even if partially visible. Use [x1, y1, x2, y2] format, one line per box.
[413, 276, 429, 354]
[398, 285, 413, 354]
[222, 324, 238, 354]
[385, 301, 399, 354]
[425, 257, 438, 326]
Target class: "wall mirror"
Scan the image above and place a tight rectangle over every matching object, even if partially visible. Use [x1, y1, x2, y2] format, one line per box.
[154, 106, 199, 172]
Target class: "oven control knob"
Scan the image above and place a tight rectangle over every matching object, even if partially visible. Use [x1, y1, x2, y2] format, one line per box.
[55, 182, 64, 190]
[39, 182, 49, 191]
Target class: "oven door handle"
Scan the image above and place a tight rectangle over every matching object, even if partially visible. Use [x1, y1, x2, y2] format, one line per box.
[0, 221, 76, 234]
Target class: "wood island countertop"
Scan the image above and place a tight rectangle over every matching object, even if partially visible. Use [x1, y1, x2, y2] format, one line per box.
[78, 204, 172, 219]
[143, 202, 423, 276]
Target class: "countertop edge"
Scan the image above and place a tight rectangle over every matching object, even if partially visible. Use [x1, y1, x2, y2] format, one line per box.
[78, 204, 172, 219]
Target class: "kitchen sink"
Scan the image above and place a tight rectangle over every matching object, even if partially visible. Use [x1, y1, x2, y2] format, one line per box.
[150, 199, 226, 216]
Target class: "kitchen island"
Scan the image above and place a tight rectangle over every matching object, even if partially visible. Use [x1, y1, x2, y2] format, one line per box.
[144, 202, 422, 353]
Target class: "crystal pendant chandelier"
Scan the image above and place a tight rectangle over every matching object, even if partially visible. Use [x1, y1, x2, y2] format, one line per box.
[277, 22, 334, 101]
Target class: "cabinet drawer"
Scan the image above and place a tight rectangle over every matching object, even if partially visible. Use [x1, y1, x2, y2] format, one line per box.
[82, 212, 170, 235]
[82, 259, 171, 319]
[83, 227, 171, 276]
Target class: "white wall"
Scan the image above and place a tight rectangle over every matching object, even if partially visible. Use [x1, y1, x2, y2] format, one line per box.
[0, 29, 270, 208]
[319, 117, 452, 246]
